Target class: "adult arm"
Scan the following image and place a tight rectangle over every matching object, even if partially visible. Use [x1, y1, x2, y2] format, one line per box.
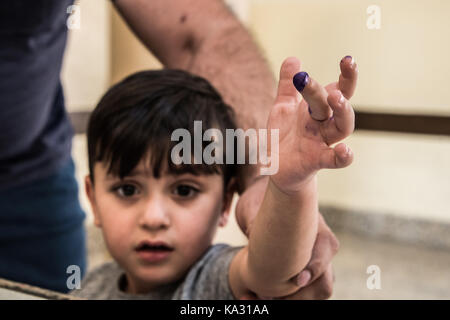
[112, 0, 275, 189]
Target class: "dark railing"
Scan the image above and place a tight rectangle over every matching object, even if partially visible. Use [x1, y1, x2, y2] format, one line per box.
[355, 111, 450, 136]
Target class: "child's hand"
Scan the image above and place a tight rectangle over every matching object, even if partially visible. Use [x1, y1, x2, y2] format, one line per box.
[267, 56, 357, 194]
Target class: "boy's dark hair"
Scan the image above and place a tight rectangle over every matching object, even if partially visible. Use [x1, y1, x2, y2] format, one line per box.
[87, 69, 239, 192]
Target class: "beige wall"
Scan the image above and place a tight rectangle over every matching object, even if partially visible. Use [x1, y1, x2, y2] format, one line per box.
[249, 0, 450, 116]
[110, 8, 162, 85]
[248, 0, 450, 223]
[317, 132, 450, 223]
[64, 0, 450, 235]
[62, 0, 111, 112]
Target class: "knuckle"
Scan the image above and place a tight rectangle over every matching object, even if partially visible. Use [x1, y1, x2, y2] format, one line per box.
[346, 119, 355, 134]
[330, 234, 340, 255]
[318, 282, 333, 299]
[320, 226, 340, 256]
[306, 260, 321, 277]
[315, 273, 334, 299]
[344, 127, 353, 137]
[344, 125, 355, 137]
[350, 125, 355, 135]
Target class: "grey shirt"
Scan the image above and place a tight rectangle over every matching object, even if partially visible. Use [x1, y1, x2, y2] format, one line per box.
[71, 244, 242, 300]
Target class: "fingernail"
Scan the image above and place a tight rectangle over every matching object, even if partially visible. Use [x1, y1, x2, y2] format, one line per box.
[293, 71, 309, 92]
[296, 270, 312, 288]
[341, 55, 355, 66]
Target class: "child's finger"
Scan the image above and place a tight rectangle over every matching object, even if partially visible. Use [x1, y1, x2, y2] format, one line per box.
[319, 143, 353, 169]
[275, 57, 302, 106]
[321, 90, 355, 145]
[339, 56, 358, 99]
[293, 72, 332, 121]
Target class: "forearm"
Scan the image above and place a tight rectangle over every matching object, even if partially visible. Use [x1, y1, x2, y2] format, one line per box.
[245, 176, 319, 297]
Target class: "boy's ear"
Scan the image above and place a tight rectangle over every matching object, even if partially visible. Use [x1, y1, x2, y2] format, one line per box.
[219, 177, 237, 227]
[85, 174, 102, 228]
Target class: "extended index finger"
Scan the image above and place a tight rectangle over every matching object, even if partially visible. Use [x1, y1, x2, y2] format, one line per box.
[293, 72, 332, 121]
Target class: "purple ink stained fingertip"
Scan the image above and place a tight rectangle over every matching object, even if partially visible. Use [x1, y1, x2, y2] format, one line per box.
[341, 55, 352, 63]
[293, 71, 309, 92]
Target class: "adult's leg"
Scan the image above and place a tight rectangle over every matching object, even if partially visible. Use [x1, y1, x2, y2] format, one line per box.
[0, 157, 86, 293]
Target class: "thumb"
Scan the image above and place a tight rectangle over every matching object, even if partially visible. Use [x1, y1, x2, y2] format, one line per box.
[274, 57, 302, 106]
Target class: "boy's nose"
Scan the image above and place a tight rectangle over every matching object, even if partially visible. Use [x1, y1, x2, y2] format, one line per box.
[139, 196, 170, 230]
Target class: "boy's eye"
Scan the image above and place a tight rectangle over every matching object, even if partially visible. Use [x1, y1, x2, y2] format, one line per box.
[114, 184, 139, 197]
[174, 184, 199, 198]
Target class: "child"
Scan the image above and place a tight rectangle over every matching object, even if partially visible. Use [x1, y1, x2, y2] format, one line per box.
[71, 61, 353, 299]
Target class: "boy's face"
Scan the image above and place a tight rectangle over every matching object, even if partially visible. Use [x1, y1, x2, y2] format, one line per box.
[85, 157, 233, 294]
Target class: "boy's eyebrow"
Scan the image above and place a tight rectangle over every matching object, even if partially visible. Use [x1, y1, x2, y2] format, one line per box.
[128, 170, 150, 177]
[104, 170, 151, 180]
[103, 168, 209, 181]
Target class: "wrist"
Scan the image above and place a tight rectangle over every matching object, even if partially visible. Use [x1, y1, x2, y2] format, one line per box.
[268, 174, 317, 202]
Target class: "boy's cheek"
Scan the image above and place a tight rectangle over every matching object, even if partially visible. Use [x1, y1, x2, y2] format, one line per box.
[102, 227, 131, 258]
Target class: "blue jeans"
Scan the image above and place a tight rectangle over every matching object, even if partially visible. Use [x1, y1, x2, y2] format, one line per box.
[0, 157, 86, 293]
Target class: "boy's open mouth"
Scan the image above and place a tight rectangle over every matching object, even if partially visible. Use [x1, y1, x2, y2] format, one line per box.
[135, 241, 174, 252]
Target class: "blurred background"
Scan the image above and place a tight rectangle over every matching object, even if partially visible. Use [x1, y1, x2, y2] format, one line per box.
[63, 0, 450, 299]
